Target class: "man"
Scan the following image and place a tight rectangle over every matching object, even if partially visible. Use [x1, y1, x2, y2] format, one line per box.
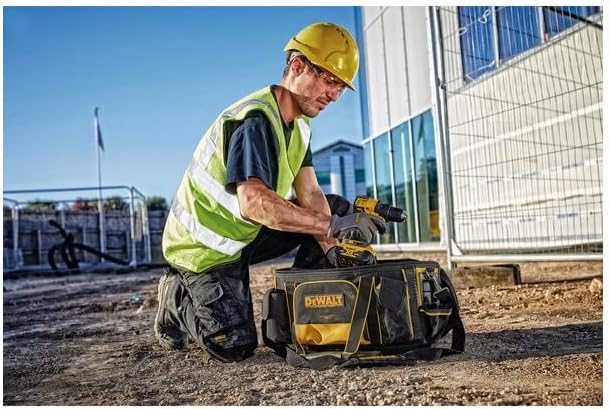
[154, 22, 386, 362]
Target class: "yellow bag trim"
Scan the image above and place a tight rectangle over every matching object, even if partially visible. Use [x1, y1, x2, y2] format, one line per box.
[374, 277, 384, 345]
[401, 269, 415, 338]
[294, 323, 370, 346]
[415, 267, 425, 306]
[415, 266, 439, 306]
[422, 309, 452, 317]
[294, 279, 357, 295]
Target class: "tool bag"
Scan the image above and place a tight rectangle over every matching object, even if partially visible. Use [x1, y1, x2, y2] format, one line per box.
[261, 259, 465, 369]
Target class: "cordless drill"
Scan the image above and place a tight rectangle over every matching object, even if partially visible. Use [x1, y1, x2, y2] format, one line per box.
[353, 197, 407, 223]
[331, 197, 407, 267]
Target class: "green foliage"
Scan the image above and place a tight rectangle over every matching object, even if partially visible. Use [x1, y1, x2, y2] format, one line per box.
[73, 197, 97, 210]
[104, 195, 128, 210]
[146, 196, 168, 211]
[23, 200, 57, 210]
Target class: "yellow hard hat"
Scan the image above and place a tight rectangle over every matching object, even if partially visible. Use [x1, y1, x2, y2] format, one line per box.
[284, 22, 359, 91]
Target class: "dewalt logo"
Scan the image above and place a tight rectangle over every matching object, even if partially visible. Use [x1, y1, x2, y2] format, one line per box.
[304, 293, 344, 308]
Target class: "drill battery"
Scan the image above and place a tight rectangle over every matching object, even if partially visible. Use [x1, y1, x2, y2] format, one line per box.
[331, 240, 376, 267]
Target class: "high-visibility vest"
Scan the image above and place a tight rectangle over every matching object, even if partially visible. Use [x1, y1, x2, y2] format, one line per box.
[162, 86, 311, 273]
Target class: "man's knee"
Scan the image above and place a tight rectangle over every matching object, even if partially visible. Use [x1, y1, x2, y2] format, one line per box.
[184, 271, 258, 362]
[325, 194, 352, 216]
[199, 322, 258, 362]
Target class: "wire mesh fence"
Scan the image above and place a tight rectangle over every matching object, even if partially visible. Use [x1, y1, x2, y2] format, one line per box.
[3, 186, 152, 271]
[433, 6, 602, 259]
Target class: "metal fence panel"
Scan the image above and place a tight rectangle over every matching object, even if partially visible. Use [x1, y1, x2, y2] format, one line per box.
[3, 186, 152, 270]
[433, 6, 602, 261]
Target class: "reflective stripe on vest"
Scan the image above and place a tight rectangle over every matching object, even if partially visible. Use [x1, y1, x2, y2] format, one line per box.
[296, 118, 311, 149]
[170, 200, 248, 256]
[188, 156, 253, 225]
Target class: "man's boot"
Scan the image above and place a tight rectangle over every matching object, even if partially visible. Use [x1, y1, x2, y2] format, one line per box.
[154, 271, 188, 350]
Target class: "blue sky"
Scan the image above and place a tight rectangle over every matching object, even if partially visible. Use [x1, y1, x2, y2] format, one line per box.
[3, 6, 363, 203]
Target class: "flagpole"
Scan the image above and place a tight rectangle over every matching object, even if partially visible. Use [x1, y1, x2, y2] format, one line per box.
[94, 107, 106, 257]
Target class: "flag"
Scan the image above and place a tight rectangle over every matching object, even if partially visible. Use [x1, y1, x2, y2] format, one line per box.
[94, 107, 104, 151]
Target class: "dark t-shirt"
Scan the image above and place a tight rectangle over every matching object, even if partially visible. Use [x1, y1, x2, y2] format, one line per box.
[225, 105, 312, 194]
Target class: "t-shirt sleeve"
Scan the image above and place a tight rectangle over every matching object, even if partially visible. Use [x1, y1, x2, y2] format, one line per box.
[225, 113, 279, 193]
[301, 145, 313, 168]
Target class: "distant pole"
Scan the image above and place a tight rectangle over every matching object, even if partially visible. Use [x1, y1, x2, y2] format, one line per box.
[94, 107, 106, 256]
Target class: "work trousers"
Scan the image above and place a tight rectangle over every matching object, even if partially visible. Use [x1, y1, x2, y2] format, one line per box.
[154, 194, 351, 362]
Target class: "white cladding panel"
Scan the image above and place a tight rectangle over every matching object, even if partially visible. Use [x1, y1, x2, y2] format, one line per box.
[404, 7, 432, 116]
[382, 8, 410, 125]
[364, 19, 390, 136]
[362, 6, 383, 28]
[362, 6, 434, 136]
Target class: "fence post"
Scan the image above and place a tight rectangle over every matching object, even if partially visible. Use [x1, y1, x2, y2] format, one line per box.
[429, 6, 458, 272]
[80, 226, 86, 263]
[35, 229, 42, 265]
[12, 206, 21, 267]
[128, 188, 137, 267]
[98, 203, 106, 257]
[141, 199, 152, 264]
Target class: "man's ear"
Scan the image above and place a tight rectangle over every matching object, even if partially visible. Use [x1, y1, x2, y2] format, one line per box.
[290, 57, 306, 76]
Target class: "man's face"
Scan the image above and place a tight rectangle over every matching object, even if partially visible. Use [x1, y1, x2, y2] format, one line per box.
[291, 57, 347, 118]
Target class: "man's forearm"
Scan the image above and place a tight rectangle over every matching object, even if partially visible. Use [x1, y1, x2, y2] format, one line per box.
[237, 180, 331, 235]
[296, 186, 337, 252]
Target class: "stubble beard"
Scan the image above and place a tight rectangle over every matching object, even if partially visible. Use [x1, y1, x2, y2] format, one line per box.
[298, 96, 321, 118]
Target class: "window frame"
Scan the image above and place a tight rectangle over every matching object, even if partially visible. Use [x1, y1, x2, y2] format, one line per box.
[457, 5, 601, 84]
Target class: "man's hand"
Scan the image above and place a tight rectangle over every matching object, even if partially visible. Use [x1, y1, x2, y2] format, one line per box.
[328, 213, 386, 244]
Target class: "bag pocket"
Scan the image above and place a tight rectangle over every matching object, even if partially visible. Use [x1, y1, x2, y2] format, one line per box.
[415, 267, 454, 340]
[262, 288, 291, 345]
[293, 280, 365, 346]
[375, 276, 414, 344]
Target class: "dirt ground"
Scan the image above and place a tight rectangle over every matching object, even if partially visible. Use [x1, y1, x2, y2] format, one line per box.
[3, 257, 603, 405]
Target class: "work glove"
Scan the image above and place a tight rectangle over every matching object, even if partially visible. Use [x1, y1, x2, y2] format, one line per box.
[325, 246, 340, 267]
[325, 243, 377, 268]
[328, 213, 386, 244]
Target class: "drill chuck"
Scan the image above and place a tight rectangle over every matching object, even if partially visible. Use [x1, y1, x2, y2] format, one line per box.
[375, 202, 407, 223]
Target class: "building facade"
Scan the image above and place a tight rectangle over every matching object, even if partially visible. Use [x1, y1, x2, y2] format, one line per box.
[356, 6, 441, 248]
[312, 140, 366, 202]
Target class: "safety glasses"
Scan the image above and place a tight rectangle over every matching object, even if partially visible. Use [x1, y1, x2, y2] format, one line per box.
[301, 57, 347, 96]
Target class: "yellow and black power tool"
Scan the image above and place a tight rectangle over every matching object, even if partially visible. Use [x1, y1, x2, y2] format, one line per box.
[353, 197, 407, 223]
[332, 197, 407, 267]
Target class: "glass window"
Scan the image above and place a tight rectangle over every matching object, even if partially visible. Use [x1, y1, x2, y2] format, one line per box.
[363, 143, 374, 198]
[543, 6, 600, 37]
[339, 156, 347, 197]
[316, 171, 331, 185]
[412, 110, 440, 242]
[458, 6, 496, 82]
[373, 133, 395, 244]
[497, 7, 541, 61]
[355, 169, 366, 184]
[390, 122, 417, 243]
